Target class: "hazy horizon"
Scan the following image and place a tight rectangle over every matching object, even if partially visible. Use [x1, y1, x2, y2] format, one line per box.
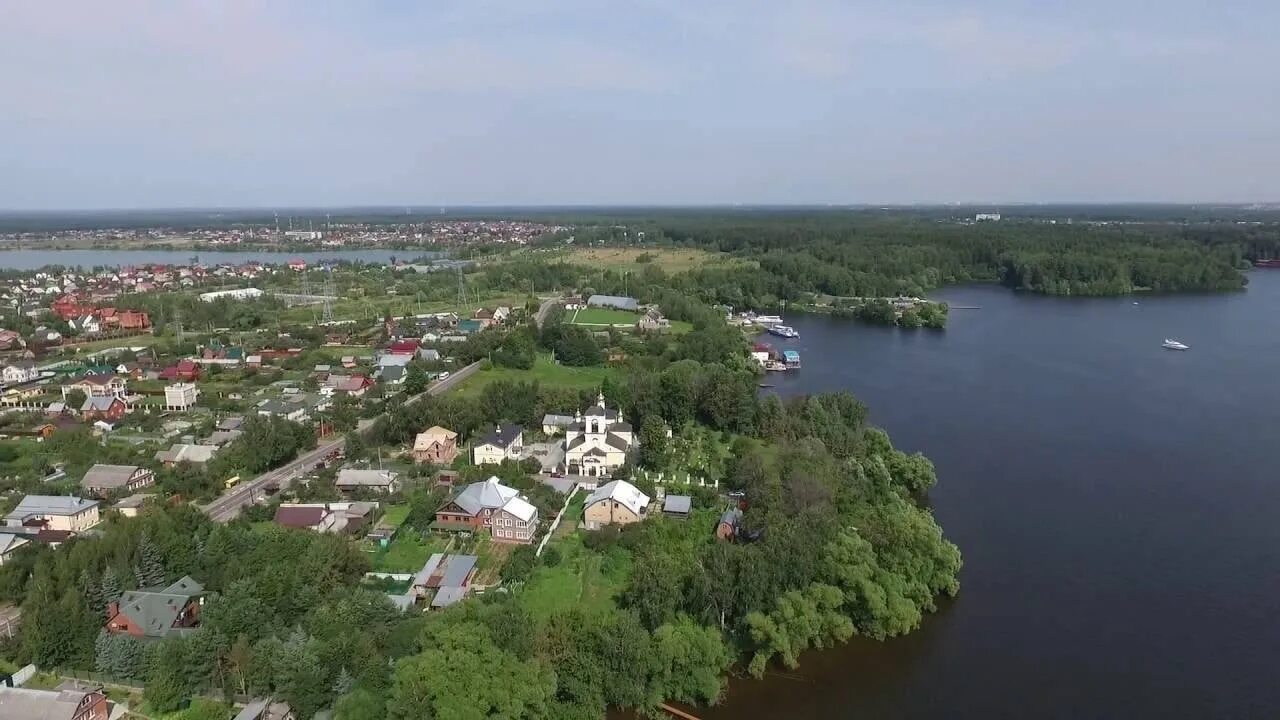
[3, 2, 1278, 209]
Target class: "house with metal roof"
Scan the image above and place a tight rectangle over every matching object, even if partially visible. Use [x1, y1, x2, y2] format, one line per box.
[662, 494, 692, 519]
[541, 414, 575, 435]
[0, 532, 30, 564]
[433, 478, 539, 544]
[105, 576, 205, 639]
[334, 469, 401, 494]
[153, 444, 218, 466]
[4, 495, 101, 533]
[472, 424, 524, 465]
[583, 480, 651, 529]
[0, 681, 108, 720]
[81, 464, 155, 495]
[430, 555, 478, 608]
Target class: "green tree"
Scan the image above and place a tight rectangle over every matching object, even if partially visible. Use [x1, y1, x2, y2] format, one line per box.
[403, 363, 429, 395]
[651, 617, 733, 706]
[387, 623, 555, 720]
[145, 639, 193, 713]
[344, 431, 367, 462]
[334, 687, 386, 720]
[135, 533, 167, 588]
[65, 389, 87, 410]
[636, 415, 670, 470]
[331, 394, 361, 432]
[501, 546, 538, 584]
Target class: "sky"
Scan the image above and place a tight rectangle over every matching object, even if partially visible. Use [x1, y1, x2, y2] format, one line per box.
[2, 1, 1277, 209]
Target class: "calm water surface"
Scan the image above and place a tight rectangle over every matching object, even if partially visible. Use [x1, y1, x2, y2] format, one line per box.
[0, 248, 431, 269]
[707, 274, 1280, 719]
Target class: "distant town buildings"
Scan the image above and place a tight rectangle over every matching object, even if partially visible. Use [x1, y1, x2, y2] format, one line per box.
[975, 212, 1002, 222]
[199, 287, 263, 302]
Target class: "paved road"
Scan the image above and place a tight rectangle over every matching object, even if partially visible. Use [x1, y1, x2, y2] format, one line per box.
[200, 360, 482, 522]
[534, 296, 561, 327]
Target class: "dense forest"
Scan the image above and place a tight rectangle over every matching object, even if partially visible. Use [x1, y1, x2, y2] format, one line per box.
[553, 214, 1280, 303]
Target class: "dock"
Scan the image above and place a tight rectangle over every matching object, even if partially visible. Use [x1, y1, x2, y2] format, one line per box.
[660, 703, 703, 720]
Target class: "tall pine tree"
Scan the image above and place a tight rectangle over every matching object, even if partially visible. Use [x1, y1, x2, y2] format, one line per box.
[100, 566, 121, 616]
[136, 534, 167, 588]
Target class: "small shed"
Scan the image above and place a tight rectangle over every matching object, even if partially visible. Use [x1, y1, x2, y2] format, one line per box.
[662, 494, 692, 519]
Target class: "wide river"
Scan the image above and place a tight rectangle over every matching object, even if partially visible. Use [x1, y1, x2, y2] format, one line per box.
[708, 273, 1280, 719]
[0, 248, 425, 269]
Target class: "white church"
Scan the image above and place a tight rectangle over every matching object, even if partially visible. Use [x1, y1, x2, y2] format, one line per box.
[563, 393, 635, 478]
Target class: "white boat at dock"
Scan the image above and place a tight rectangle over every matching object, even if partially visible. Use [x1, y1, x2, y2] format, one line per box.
[754, 314, 783, 326]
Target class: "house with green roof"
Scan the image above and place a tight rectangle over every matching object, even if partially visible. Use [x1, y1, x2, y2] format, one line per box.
[105, 576, 205, 639]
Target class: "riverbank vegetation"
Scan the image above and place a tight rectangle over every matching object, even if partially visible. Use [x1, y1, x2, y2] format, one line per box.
[554, 213, 1267, 301]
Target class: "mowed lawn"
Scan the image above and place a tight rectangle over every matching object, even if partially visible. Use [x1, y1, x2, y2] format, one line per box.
[568, 307, 640, 325]
[455, 354, 618, 398]
[372, 531, 448, 572]
[517, 534, 632, 618]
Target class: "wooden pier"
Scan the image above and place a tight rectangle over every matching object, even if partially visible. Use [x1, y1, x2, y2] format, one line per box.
[659, 702, 703, 719]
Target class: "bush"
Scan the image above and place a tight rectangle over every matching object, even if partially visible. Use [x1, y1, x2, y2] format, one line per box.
[541, 547, 562, 567]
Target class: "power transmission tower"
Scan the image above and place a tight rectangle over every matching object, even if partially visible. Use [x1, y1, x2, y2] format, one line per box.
[321, 266, 335, 324]
[172, 309, 184, 343]
[457, 268, 468, 310]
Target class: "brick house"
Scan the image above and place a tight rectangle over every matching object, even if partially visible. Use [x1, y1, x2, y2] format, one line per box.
[434, 477, 538, 544]
[79, 396, 130, 422]
[412, 426, 459, 464]
[105, 576, 204, 639]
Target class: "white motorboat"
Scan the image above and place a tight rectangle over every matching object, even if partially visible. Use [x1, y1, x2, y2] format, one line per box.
[754, 315, 783, 326]
[1162, 338, 1189, 351]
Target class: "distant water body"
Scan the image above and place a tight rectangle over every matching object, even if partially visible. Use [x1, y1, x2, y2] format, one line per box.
[673, 274, 1280, 719]
[0, 248, 431, 270]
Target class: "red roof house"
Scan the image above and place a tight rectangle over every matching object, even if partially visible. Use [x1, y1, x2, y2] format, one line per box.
[159, 359, 201, 382]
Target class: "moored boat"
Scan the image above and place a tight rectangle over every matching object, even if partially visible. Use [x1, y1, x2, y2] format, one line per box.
[767, 324, 799, 339]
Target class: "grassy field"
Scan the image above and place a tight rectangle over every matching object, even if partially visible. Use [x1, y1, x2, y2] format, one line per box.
[380, 503, 411, 528]
[558, 246, 748, 274]
[517, 533, 631, 618]
[54, 333, 160, 354]
[372, 531, 447, 572]
[568, 307, 640, 325]
[278, 291, 529, 325]
[454, 353, 618, 398]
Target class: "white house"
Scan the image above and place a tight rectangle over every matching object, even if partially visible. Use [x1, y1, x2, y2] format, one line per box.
[1, 361, 38, 385]
[473, 424, 524, 465]
[164, 382, 200, 410]
[3, 495, 101, 533]
[75, 315, 101, 334]
[563, 394, 635, 478]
